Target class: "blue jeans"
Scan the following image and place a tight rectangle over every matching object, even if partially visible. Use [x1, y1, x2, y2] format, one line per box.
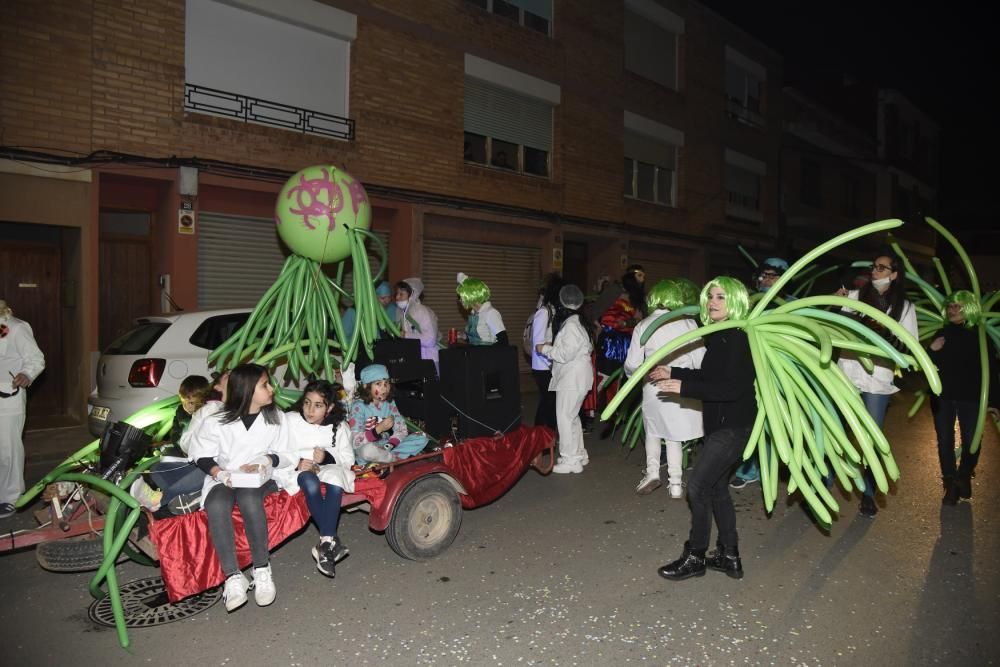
[860, 392, 891, 498]
[297, 471, 343, 538]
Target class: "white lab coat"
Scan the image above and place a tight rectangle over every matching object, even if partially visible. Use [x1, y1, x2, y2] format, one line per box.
[187, 409, 292, 505]
[623, 310, 705, 442]
[0, 316, 45, 504]
[837, 290, 918, 395]
[272, 413, 356, 494]
[541, 315, 593, 391]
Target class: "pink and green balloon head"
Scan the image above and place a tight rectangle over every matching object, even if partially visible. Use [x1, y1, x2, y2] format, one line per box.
[275, 165, 371, 263]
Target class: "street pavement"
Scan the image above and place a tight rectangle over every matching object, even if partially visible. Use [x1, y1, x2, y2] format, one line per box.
[1, 389, 997, 666]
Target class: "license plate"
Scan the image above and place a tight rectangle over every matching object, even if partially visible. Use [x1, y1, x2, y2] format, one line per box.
[91, 407, 110, 421]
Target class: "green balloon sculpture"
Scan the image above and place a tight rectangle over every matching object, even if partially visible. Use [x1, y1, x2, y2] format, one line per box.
[209, 165, 398, 385]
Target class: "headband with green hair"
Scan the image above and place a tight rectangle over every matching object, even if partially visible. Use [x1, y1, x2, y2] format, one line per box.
[456, 278, 491, 308]
[945, 290, 981, 328]
[647, 278, 698, 311]
[699, 276, 750, 325]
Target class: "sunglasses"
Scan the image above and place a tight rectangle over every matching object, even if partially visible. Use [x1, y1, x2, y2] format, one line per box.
[0, 372, 19, 399]
[870, 263, 893, 273]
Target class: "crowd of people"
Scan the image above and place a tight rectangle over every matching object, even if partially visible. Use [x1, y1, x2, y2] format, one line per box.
[3, 249, 995, 605]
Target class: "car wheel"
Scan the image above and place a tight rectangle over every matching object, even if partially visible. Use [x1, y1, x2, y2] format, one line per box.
[386, 476, 462, 561]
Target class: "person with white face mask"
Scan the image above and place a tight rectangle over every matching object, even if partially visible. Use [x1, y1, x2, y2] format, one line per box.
[835, 251, 917, 518]
[394, 278, 440, 373]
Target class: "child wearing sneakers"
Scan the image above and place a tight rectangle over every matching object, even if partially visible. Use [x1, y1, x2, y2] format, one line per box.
[273, 380, 354, 578]
[349, 364, 428, 465]
[624, 279, 705, 498]
[188, 364, 292, 612]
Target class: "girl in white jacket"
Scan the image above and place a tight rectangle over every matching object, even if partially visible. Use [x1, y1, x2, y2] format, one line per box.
[624, 279, 706, 498]
[537, 284, 594, 473]
[188, 364, 292, 613]
[274, 380, 355, 579]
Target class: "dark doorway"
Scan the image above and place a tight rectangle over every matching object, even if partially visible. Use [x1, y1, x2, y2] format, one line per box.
[0, 233, 64, 419]
[563, 240, 589, 291]
[99, 211, 153, 350]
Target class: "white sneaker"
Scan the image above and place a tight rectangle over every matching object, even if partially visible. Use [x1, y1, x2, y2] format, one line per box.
[129, 477, 162, 511]
[252, 564, 276, 606]
[223, 573, 249, 612]
[552, 461, 583, 474]
[669, 484, 684, 499]
[635, 475, 661, 495]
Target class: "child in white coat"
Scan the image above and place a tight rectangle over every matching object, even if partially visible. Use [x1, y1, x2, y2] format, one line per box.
[537, 284, 594, 474]
[624, 279, 705, 498]
[273, 380, 354, 578]
[188, 363, 291, 613]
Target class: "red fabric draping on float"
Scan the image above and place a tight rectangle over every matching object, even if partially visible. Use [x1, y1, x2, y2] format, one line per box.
[442, 425, 555, 508]
[151, 476, 386, 602]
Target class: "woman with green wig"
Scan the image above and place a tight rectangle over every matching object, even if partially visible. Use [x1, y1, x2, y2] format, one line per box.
[456, 273, 508, 346]
[928, 290, 999, 504]
[650, 276, 756, 581]
[623, 279, 705, 498]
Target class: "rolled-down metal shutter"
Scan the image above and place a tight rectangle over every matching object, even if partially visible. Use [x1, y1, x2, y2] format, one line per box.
[628, 243, 686, 287]
[422, 238, 541, 374]
[198, 212, 288, 309]
[198, 212, 389, 309]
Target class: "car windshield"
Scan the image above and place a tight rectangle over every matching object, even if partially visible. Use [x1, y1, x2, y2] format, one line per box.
[104, 322, 170, 355]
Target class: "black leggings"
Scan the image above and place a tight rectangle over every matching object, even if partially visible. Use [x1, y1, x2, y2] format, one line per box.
[686, 428, 749, 551]
[205, 480, 278, 576]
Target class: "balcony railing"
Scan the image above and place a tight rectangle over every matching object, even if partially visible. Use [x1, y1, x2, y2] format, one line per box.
[184, 83, 354, 141]
[726, 99, 765, 128]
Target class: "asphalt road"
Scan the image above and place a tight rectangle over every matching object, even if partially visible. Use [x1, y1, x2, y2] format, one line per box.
[1, 391, 997, 666]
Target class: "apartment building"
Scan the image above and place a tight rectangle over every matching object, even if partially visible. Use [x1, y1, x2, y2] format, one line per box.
[0, 0, 782, 420]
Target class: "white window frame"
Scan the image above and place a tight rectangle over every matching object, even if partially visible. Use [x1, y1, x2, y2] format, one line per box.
[624, 0, 684, 91]
[725, 148, 766, 221]
[623, 112, 683, 207]
[725, 46, 766, 127]
[468, 0, 551, 36]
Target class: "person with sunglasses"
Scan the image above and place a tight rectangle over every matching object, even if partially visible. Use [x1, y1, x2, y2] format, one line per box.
[834, 251, 917, 517]
[0, 299, 46, 520]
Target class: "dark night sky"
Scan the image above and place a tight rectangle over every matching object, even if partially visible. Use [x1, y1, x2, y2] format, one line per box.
[701, 1, 997, 229]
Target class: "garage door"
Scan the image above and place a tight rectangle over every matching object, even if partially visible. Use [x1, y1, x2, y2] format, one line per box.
[198, 212, 389, 309]
[628, 243, 687, 286]
[422, 238, 541, 374]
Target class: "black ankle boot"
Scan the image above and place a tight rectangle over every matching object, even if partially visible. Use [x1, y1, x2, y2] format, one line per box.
[706, 543, 744, 579]
[956, 472, 972, 499]
[658, 542, 706, 581]
[942, 476, 959, 505]
[859, 495, 878, 518]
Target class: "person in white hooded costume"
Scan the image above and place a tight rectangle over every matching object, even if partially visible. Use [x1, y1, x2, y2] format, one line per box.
[394, 278, 440, 371]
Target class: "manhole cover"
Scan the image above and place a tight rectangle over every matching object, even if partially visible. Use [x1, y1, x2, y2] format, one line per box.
[88, 576, 221, 628]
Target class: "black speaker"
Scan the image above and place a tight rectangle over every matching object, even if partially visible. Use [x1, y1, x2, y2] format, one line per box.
[393, 363, 451, 440]
[355, 338, 423, 381]
[439, 345, 521, 439]
[99, 421, 153, 481]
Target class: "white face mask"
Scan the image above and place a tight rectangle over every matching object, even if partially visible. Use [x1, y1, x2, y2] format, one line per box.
[396, 300, 409, 308]
[871, 277, 891, 290]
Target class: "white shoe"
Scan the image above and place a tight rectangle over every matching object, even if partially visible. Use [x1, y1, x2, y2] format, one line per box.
[635, 476, 661, 495]
[669, 484, 684, 499]
[129, 477, 162, 511]
[223, 573, 249, 612]
[580, 455, 590, 466]
[552, 461, 583, 474]
[252, 564, 276, 606]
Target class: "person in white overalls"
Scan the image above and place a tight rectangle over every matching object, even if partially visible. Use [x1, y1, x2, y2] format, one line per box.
[537, 285, 594, 474]
[0, 300, 45, 520]
[624, 279, 705, 498]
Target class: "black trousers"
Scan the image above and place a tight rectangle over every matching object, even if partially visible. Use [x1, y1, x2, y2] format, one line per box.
[687, 427, 749, 551]
[931, 397, 980, 477]
[532, 369, 557, 430]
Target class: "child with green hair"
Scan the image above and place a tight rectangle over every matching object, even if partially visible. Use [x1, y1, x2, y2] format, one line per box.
[624, 279, 705, 498]
[928, 289, 998, 504]
[456, 272, 508, 345]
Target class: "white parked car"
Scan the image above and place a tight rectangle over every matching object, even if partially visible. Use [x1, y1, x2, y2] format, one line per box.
[87, 309, 251, 437]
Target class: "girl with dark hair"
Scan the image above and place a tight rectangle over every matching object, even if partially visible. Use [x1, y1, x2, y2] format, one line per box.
[188, 363, 291, 613]
[349, 364, 428, 464]
[835, 250, 917, 517]
[530, 273, 565, 429]
[596, 265, 647, 414]
[273, 380, 354, 577]
[536, 284, 595, 474]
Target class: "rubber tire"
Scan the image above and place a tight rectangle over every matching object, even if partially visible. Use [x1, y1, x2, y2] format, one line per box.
[386, 476, 463, 561]
[36, 536, 117, 573]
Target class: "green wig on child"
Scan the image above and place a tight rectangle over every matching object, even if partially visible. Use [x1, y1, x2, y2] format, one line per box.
[456, 276, 491, 309]
[945, 290, 981, 328]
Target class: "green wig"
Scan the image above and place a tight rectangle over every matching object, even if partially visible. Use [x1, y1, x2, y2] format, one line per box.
[457, 278, 491, 308]
[945, 290, 981, 328]
[647, 278, 699, 312]
[699, 276, 750, 325]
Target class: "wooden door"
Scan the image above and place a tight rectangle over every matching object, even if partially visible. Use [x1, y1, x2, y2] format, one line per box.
[98, 237, 152, 350]
[0, 241, 63, 418]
